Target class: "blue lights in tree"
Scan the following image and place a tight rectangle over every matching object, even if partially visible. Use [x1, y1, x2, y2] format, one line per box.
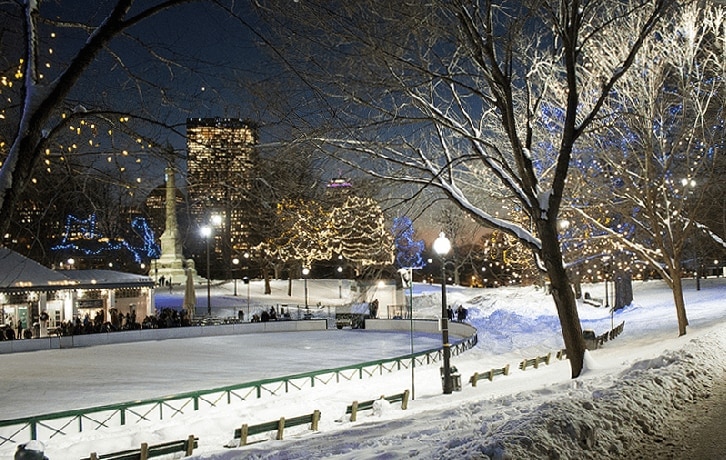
[392, 216, 425, 269]
[52, 213, 160, 264]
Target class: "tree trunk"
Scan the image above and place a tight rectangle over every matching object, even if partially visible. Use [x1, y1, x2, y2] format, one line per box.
[262, 267, 272, 295]
[614, 272, 633, 310]
[671, 274, 689, 336]
[538, 220, 586, 378]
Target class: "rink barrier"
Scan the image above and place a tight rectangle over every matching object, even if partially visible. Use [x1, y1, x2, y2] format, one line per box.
[0, 319, 477, 447]
[231, 410, 321, 447]
[82, 435, 197, 460]
[0, 319, 329, 354]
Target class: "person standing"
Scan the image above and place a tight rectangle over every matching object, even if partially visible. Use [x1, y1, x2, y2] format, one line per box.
[39, 311, 49, 337]
[16, 319, 23, 340]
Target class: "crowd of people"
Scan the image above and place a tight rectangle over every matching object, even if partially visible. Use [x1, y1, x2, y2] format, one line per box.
[2, 301, 461, 341]
[251, 306, 292, 322]
[0, 307, 196, 340]
[53, 309, 141, 335]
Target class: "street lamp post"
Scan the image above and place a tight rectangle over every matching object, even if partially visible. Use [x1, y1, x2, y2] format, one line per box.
[201, 215, 221, 317]
[433, 232, 453, 395]
[201, 226, 212, 316]
[302, 267, 310, 309]
[337, 266, 343, 299]
[244, 252, 251, 316]
[232, 258, 239, 296]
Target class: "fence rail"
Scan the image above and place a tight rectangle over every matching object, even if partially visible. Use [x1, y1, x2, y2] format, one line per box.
[0, 320, 477, 448]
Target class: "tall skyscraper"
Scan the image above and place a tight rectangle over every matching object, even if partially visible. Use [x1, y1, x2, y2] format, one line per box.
[186, 117, 258, 279]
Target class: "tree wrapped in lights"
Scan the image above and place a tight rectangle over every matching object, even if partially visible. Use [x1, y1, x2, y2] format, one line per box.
[330, 196, 394, 278]
[572, 4, 725, 336]
[478, 229, 540, 287]
[51, 213, 160, 267]
[269, 198, 333, 269]
[392, 216, 425, 269]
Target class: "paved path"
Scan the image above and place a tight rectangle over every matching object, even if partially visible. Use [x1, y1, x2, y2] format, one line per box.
[638, 371, 726, 459]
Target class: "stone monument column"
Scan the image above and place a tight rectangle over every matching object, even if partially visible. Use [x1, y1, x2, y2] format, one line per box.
[151, 167, 196, 286]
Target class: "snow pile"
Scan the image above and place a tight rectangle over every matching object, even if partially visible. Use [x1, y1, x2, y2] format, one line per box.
[478, 333, 726, 459]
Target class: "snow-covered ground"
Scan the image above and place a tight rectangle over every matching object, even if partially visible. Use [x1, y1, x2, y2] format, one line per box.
[3, 277, 726, 459]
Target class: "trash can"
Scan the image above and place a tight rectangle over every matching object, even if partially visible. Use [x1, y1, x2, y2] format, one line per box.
[583, 329, 599, 350]
[15, 440, 48, 460]
[441, 366, 462, 392]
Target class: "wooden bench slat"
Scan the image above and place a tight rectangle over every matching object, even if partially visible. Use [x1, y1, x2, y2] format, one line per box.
[234, 411, 321, 446]
[245, 420, 281, 436]
[345, 391, 410, 422]
[84, 436, 196, 460]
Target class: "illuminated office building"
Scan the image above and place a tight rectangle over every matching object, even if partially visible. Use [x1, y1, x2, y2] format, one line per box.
[186, 117, 258, 279]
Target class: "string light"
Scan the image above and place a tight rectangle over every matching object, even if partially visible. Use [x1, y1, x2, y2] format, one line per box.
[51, 214, 160, 263]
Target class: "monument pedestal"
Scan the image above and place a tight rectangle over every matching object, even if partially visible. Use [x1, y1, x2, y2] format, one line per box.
[151, 258, 196, 287]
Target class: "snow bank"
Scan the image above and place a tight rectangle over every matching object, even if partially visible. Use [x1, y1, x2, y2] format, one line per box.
[475, 330, 726, 459]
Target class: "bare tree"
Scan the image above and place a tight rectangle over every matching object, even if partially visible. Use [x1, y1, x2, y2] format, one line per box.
[573, 3, 725, 336]
[255, 0, 675, 377]
[0, 0, 272, 242]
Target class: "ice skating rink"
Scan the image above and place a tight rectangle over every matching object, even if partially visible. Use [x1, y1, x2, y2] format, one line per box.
[1, 329, 442, 419]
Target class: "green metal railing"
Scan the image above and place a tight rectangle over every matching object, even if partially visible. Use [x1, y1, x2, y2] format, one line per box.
[0, 328, 478, 447]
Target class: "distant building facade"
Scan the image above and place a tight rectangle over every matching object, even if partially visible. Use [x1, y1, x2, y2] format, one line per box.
[186, 118, 259, 279]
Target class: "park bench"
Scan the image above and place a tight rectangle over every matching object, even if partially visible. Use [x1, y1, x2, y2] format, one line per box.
[519, 352, 552, 371]
[232, 410, 321, 447]
[344, 390, 410, 422]
[83, 435, 197, 460]
[469, 364, 510, 387]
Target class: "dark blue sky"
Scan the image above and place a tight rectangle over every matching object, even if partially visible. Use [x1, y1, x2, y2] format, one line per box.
[28, 1, 286, 187]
